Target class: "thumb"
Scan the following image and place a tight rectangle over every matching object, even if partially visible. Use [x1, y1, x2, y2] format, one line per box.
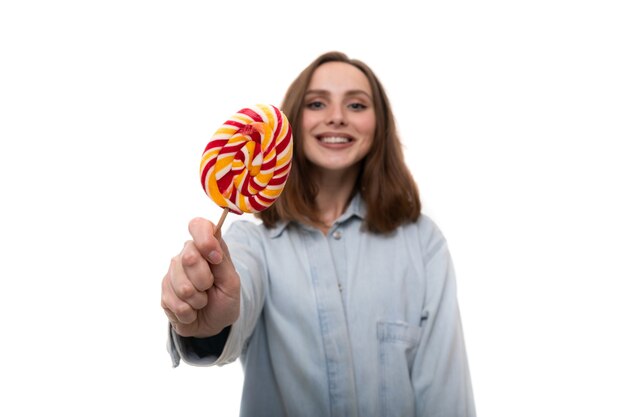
[188, 217, 239, 294]
[208, 236, 240, 296]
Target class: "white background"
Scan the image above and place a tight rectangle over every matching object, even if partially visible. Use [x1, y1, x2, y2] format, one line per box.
[1, 1, 625, 416]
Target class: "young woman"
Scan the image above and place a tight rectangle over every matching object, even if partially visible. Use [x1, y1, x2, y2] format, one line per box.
[162, 51, 475, 417]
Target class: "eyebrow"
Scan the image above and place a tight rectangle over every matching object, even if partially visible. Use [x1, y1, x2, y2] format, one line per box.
[304, 89, 373, 100]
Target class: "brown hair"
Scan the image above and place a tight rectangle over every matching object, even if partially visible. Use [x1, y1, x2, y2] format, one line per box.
[257, 51, 421, 234]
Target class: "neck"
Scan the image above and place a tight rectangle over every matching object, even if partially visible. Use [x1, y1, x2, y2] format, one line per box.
[311, 168, 359, 233]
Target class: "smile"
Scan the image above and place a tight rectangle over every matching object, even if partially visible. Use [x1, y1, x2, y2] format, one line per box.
[316, 134, 354, 144]
[320, 136, 350, 144]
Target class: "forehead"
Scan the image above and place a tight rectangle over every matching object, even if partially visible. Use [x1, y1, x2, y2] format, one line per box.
[308, 62, 372, 95]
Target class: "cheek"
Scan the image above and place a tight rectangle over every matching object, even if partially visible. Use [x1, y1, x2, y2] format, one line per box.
[355, 112, 376, 135]
[301, 131, 317, 159]
[300, 117, 315, 147]
[301, 111, 317, 132]
[359, 117, 376, 152]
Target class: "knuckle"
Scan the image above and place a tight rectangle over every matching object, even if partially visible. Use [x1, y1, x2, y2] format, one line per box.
[163, 308, 177, 323]
[189, 217, 202, 228]
[170, 299, 185, 313]
[177, 282, 196, 299]
[161, 283, 173, 304]
[188, 218, 209, 237]
[160, 288, 177, 310]
[181, 248, 199, 266]
[187, 292, 208, 310]
[172, 303, 194, 320]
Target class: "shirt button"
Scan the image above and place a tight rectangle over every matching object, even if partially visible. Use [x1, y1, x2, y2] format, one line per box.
[332, 230, 342, 240]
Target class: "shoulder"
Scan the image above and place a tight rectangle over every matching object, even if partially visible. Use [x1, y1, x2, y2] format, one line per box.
[400, 213, 445, 241]
[223, 219, 290, 244]
[225, 219, 263, 234]
[223, 219, 266, 245]
[417, 214, 446, 244]
[399, 214, 449, 262]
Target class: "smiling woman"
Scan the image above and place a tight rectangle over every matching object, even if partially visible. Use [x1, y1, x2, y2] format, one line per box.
[261, 52, 422, 235]
[2, 0, 624, 415]
[162, 51, 475, 417]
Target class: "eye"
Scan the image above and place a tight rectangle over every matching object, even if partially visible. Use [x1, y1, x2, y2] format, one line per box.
[306, 101, 325, 110]
[347, 102, 368, 111]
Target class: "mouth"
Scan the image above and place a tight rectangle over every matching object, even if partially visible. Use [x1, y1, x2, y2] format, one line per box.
[316, 133, 354, 144]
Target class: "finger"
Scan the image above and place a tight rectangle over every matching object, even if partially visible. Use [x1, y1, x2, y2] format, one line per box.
[162, 307, 179, 325]
[188, 217, 223, 264]
[169, 254, 209, 310]
[164, 287, 197, 324]
[163, 307, 196, 337]
[161, 259, 197, 324]
[188, 218, 239, 298]
[205, 237, 240, 298]
[179, 240, 215, 292]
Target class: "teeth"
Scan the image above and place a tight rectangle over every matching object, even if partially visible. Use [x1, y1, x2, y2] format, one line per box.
[320, 136, 350, 144]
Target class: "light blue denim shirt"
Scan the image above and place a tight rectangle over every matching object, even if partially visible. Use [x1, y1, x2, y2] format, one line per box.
[168, 195, 475, 417]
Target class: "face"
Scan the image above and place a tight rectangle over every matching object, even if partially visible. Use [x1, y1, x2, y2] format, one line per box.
[301, 61, 376, 178]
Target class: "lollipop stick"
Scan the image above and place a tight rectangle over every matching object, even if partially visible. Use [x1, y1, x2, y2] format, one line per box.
[215, 207, 229, 235]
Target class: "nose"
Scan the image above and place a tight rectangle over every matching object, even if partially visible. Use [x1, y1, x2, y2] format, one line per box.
[325, 104, 346, 126]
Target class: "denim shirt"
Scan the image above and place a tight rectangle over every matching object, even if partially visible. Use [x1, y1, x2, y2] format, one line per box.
[168, 195, 475, 417]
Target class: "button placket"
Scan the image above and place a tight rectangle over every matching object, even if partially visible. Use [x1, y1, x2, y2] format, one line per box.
[328, 226, 347, 299]
[304, 227, 358, 415]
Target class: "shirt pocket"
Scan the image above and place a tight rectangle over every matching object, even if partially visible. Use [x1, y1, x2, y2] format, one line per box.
[377, 321, 422, 417]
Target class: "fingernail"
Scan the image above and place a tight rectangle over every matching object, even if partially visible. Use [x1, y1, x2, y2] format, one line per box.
[208, 250, 222, 264]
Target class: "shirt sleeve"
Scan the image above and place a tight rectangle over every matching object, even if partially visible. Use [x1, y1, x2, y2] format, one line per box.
[166, 220, 268, 367]
[412, 216, 476, 416]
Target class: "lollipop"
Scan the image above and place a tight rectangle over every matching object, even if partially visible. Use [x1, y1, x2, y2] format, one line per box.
[200, 104, 293, 231]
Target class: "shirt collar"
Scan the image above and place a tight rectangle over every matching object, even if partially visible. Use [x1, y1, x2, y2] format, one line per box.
[268, 193, 366, 239]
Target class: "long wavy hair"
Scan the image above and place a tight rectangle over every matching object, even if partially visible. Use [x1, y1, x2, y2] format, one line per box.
[257, 51, 421, 234]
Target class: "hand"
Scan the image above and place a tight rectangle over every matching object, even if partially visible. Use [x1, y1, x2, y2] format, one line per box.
[161, 218, 240, 338]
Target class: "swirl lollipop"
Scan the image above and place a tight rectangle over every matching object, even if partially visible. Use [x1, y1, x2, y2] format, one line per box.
[200, 104, 293, 231]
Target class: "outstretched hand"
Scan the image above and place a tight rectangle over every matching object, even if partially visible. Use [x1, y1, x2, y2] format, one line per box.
[161, 218, 240, 338]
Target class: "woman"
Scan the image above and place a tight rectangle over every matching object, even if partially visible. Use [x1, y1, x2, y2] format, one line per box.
[162, 51, 475, 417]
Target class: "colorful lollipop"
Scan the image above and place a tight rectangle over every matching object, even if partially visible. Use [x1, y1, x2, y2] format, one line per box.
[200, 104, 293, 230]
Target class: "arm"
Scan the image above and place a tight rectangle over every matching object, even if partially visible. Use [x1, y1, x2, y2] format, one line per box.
[163, 219, 267, 367]
[412, 219, 475, 416]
